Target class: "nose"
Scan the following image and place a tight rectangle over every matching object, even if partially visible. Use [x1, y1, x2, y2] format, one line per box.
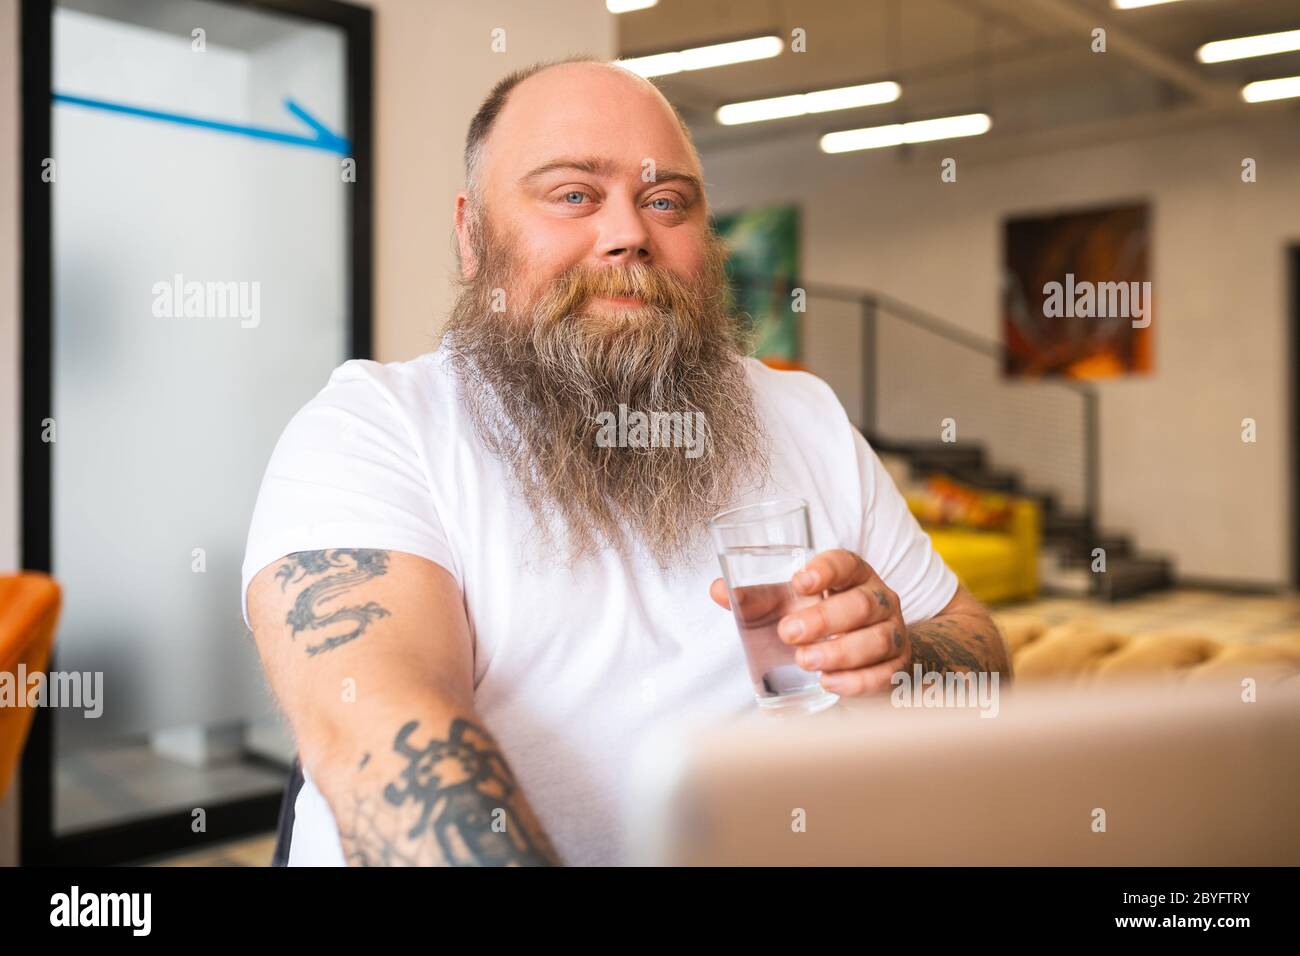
[596, 197, 652, 266]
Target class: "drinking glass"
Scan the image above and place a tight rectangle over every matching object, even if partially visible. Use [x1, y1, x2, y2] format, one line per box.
[709, 497, 840, 716]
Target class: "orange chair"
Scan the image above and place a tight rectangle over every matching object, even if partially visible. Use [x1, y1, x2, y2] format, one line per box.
[0, 573, 61, 800]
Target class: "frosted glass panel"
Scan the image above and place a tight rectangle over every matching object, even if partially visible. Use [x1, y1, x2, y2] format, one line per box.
[51, 0, 349, 784]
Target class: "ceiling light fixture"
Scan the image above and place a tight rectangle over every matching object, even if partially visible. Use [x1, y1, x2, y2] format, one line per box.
[819, 113, 992, 153]
[1111, 0, 1184, 9]
[606, 0, 658, 13]
[615, 36, 783, 78]
[716, 81, 902, 125]
[1197, 29, 1300, 64]
[1241, 75, 1300, 103]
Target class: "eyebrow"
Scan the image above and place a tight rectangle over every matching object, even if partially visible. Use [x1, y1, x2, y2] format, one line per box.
[519, 156, 704, 198]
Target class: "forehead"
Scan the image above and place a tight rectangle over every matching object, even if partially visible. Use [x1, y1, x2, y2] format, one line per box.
[483, 63, 701, 184]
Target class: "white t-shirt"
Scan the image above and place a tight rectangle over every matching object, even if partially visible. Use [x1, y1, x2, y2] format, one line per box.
[241, 347, 958, 866]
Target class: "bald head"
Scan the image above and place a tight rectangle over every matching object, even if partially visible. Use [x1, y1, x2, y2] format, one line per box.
[463, 56, 702, 205]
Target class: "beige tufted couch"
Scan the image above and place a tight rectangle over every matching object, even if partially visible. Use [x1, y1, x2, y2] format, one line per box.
[996, 617, 1300, 687]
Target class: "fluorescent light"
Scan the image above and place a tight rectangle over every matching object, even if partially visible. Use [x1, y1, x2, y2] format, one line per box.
[819, 113, 992, 153]
[1197, 29, 1300, 64]
[716, 81, 901, 125]
[607, 0, 657, 13]
[1111, 0, 1183, 9]
[1241, 75, 1300, 103]
[615, 36, 783, 78]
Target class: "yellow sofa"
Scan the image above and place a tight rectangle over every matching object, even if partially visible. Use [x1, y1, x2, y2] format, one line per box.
[907, 494, 1040, 605]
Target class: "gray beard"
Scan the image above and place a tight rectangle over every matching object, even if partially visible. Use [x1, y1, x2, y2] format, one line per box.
[440, 236, 770, 568]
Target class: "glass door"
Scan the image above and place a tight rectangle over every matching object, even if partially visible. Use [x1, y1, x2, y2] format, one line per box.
[22, 0, 371, 864]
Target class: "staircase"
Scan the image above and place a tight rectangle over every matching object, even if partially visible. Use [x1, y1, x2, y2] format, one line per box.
[869, 436, 1175, 602]
[727, 273, 1176, 602]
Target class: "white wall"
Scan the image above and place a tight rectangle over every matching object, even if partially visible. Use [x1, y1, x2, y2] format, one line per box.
[362, 0, 616, 361]
[701, 115, 1300, 586]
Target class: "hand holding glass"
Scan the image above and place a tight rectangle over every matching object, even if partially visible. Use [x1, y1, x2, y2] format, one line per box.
[709, 498, 840, 716]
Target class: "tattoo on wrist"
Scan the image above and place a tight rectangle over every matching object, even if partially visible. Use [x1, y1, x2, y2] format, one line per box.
[906, 619, 990, 674]
[274, 549, 391, 656]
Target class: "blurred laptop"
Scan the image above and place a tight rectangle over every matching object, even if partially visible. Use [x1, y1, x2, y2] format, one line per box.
[623, 676, 1300, 865]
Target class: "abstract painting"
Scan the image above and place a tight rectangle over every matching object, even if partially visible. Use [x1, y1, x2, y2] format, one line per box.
[714, 204, 801, 369]
[1003, 202, 1153, 379]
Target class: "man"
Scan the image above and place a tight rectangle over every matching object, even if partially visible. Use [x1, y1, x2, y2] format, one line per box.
[242, 56, 1011, 867]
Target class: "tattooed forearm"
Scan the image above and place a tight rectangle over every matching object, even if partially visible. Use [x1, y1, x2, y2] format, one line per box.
[337, 716, 561, 867]
[907, 616, 1010, 677]
[273, 549, 391, 656]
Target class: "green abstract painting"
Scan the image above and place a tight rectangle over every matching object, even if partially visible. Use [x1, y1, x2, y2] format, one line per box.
[713, 204, 801, 368]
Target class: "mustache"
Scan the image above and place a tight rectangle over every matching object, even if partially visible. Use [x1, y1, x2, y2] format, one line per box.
[542, 259, 713, 319]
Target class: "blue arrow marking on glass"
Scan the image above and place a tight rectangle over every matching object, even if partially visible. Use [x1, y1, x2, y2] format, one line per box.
[52, 92, 351, 156]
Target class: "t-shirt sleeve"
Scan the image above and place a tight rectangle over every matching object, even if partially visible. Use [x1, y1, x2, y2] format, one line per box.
[853, 429, 959, 624]
[239, 361, 458, 631]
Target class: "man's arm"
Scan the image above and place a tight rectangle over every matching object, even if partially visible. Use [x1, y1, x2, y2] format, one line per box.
[905, 583, 1013, 679]
[247, 548, 560, 866]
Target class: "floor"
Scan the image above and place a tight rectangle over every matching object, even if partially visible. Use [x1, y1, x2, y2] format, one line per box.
[141, 586, 1300, 867]
[156, 832, 278, 867]
[57, 742, 287, 834]
[55, 715, 294, 835]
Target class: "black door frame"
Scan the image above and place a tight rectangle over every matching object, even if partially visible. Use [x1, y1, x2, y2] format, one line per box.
[19, 0, 372, 865]
[1292, 245, 1300, 590]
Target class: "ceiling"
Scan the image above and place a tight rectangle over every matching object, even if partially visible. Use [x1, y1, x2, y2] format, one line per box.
[616, 0, 1300, 155]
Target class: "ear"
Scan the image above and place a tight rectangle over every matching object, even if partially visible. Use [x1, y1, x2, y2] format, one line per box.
[454, 193, 479, 280]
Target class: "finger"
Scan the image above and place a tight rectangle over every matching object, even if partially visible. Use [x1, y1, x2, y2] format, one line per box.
[819, 654, 908, 697]
[777, 584, 897, 644]
[731, 583, 789, 623]
[793, 549, 874, 596]
[709, 577, 730, 610]
[795, 621, 903, 673]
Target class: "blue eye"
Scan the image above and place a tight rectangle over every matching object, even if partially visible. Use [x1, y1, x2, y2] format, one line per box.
[561, 190, 588, 204]
[648, 196, 680, 211]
